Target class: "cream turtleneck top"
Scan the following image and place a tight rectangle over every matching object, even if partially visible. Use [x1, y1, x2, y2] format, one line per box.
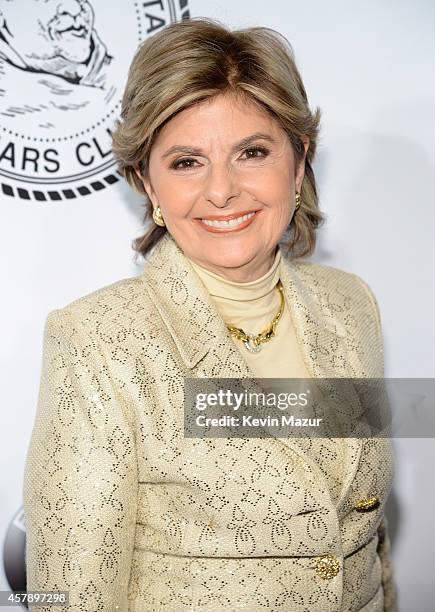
[187, 248, 311, 380]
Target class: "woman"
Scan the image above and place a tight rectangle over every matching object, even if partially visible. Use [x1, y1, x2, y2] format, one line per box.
[23, 17, 396, 612]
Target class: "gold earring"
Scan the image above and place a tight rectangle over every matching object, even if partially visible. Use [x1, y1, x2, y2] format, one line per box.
[152, 205, 166, 227]
[295, 191, 302, 211]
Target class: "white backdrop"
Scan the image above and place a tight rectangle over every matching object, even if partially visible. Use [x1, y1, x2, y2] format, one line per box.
[1, 1, 434, 610]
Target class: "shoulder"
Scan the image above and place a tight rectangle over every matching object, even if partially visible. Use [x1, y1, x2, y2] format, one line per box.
[292, 258, 385, 368]
[287, 257, 381, 322]
[43, 274, 157, 344]
[285, 257, 385, 374]
[289, 257, 369, 292]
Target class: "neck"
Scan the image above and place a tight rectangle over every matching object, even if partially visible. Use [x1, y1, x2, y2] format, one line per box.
[186, 248, 278, 283]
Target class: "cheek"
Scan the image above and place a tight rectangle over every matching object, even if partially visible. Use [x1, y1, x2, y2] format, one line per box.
[249, 159, 293, 184]
[152, 173, 197, 217]
[83, 8, 93, 24]
[244, 164, 293, 204]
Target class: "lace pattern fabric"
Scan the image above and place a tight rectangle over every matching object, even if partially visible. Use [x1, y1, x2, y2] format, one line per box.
[23, 232, 396, 611]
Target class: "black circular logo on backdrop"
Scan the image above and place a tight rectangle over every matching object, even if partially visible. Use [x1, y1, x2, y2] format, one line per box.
[0, 0, 190, 201]
[3, 506, 27, 606]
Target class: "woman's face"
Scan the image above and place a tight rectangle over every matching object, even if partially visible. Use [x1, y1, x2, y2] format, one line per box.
[138, 93, 309, 282]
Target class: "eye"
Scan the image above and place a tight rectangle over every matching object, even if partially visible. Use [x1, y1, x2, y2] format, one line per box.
[170, 157, 199, 171]
[241, 145, 270, 159]
[170, 145, 270, 170]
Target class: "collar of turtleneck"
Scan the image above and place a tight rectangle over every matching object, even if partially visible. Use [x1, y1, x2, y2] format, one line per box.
[186, 248, 283, 335]
[187, 248, 282, 302]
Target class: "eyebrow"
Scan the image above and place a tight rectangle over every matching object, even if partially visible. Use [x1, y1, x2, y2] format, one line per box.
[160, 132, 277, 159]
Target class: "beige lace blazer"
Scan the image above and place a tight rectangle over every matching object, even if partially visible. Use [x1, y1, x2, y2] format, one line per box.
[23, 231, 396, 611]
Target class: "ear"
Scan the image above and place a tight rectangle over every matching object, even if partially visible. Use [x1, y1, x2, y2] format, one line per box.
[296, 136, 310, 192]
[134, 166, 157, 206]
[134, 166, 142, 181]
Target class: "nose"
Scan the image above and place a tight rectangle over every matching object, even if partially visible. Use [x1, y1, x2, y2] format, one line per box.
[203, 163, 240, 208]
[57, 0, 83, 18]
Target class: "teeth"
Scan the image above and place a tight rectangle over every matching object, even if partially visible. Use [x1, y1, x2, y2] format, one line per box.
[201, 211, 256, 228]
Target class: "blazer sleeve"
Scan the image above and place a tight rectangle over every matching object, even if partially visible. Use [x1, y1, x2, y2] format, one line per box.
[352, 274, 397, 612]
[23, 309, 138, 611]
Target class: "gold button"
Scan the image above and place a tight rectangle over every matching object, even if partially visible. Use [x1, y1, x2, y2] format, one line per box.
[354, 495, 380, 512]
[314, 554, 340, 579]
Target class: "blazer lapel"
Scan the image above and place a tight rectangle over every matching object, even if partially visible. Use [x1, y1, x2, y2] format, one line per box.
[140, 232, 364, 498]
[278, 256, 365, 506]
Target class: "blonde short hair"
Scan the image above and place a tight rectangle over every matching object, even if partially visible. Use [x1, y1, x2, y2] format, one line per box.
[111, 17, 324, 259]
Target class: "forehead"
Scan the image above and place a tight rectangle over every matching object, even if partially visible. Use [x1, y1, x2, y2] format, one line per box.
[1, 0, 88, 15]
[155, 93, 283, 145]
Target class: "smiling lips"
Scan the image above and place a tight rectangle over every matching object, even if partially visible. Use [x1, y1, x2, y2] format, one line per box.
[196, 209, 261, 233]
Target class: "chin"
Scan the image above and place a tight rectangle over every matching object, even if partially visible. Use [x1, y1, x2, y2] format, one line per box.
[206, 254, 256, 269]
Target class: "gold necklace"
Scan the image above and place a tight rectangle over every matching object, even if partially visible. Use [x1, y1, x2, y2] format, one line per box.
[225, 279, 285, 353]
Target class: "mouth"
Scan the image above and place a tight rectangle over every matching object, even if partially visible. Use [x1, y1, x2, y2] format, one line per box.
[195, 209, 261, 233]
[56, 25, 88, 38]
